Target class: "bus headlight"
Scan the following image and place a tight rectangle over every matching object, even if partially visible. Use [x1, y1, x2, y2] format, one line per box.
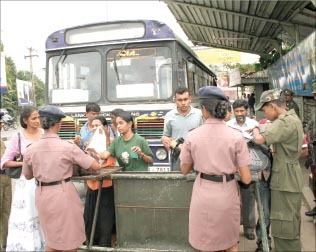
[155, 148, 167, 160]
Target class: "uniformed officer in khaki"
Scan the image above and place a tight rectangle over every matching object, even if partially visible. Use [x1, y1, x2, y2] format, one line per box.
[0, 112, 11, 250]
[283, 88, 300, 118]
[252, 89, 303, 251]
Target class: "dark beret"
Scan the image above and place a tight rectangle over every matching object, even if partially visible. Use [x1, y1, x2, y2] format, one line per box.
[39, 105, 66, 119]
[198, 86, 228, 101]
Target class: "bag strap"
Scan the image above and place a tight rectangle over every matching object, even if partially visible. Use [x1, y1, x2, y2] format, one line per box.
[17, 132, 21, 154]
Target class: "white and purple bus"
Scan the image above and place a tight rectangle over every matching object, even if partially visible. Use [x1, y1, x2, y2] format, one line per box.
[45, 19, 217, 171]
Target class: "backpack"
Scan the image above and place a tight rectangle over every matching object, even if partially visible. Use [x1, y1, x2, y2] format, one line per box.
[247, 140, 273, 172]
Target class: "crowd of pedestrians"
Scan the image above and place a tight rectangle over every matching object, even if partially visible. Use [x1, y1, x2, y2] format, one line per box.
[0, 85, 313, 251]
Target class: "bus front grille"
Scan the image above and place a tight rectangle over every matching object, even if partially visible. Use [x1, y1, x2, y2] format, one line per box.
[135, 118, 164, 139]
[58, 118, 76, 140]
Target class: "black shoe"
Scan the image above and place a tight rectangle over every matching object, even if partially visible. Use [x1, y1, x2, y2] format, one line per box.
[256, 240, 272, 252]
[245, 232, 255, 240]
[255, 241, 263, 252]
[305, 207, 316, 217]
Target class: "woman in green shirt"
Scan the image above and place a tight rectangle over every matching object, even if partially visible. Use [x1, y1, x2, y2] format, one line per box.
[99, 111, 153, 171]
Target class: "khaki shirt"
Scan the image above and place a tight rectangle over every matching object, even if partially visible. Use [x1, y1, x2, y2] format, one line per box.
[286, 101, 300, 118]
[262, 110, 303, 192]
[0, 139, 5, 158]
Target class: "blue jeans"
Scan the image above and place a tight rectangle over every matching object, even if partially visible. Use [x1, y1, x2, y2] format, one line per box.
[256, 178, 271, 242]
[171, 152, 180, 171]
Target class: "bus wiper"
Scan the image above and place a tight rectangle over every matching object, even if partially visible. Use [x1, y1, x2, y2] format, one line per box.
[55, 50, 66, 89]
[113, 43, 128, 85]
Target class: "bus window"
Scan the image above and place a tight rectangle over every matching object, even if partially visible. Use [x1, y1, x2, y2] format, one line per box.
[106, 47, 172, 101]
[196, 66, 203, 91]
[187, 62, 195, 94]
[158, 64, 172, 98]
[48, 52, 101, 104]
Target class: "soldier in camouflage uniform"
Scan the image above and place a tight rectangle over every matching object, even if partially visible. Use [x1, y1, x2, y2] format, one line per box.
[251, 89, 303, 251]
[283, 88, 300, 118]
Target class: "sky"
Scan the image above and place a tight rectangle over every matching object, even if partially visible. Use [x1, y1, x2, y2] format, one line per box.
[1, 1, 259, 81]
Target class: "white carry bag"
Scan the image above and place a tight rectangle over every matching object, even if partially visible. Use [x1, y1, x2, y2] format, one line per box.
[86, 126, 107, 153]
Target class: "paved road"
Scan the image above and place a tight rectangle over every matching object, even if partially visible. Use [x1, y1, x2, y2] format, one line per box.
[1, 128, 315, 251]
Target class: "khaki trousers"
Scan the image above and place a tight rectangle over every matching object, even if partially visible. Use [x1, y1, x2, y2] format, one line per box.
[0, 174, 12, 248]
[271, 190, 302, 252]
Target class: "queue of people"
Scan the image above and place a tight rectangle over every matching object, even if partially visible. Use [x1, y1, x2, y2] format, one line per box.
[0, 85, 312, 252]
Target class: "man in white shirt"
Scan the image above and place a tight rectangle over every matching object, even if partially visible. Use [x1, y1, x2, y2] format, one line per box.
[226, 99, 258, 241]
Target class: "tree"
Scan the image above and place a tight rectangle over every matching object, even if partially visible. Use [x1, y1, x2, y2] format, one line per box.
[223, 63, 259, 74]
[1, 56, 18, 115]
[1, 56, 45, 115]
[258, 42, 294, 69]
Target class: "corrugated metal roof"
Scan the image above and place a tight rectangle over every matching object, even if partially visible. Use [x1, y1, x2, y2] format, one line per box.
[163, 0, 316, 55]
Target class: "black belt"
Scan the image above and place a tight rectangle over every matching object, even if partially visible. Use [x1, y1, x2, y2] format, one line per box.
[36, 177, 71, 186]
[200, 173, 235, 182]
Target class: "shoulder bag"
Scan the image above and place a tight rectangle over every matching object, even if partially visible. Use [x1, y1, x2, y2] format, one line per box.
[5, 132, 22, 179]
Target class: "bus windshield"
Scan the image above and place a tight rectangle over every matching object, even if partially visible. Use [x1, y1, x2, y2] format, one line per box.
[48, 46, 172, 104]
[107, 47, 172, 101]
[48, 52, 101, 104]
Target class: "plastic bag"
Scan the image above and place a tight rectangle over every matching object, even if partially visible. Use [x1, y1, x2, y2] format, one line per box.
[86, 126, 107, 153]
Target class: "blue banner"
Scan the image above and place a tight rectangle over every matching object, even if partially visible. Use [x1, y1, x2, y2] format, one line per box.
[268, 31, 315, 96]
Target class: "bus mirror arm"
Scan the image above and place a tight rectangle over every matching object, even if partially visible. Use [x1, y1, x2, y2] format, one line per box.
[113, 43, 128, 85]
[55, 50, 65, 89]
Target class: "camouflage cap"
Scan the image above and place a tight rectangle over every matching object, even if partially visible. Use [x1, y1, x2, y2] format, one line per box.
[283, 88, 294, 96]
[255, 89, 282, 111]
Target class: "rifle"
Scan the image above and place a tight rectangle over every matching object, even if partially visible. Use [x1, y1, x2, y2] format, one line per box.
[304, 120, 316, 172]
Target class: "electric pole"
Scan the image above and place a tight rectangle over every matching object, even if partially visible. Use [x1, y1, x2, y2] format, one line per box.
[24, 47, 38, 106]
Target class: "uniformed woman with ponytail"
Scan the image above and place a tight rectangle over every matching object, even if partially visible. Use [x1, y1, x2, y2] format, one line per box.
[22, 105, 100, 251]
[180, 86, 252, 252]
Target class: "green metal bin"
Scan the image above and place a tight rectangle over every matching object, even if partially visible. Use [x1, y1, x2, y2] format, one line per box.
[112, 172, 194, 251]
